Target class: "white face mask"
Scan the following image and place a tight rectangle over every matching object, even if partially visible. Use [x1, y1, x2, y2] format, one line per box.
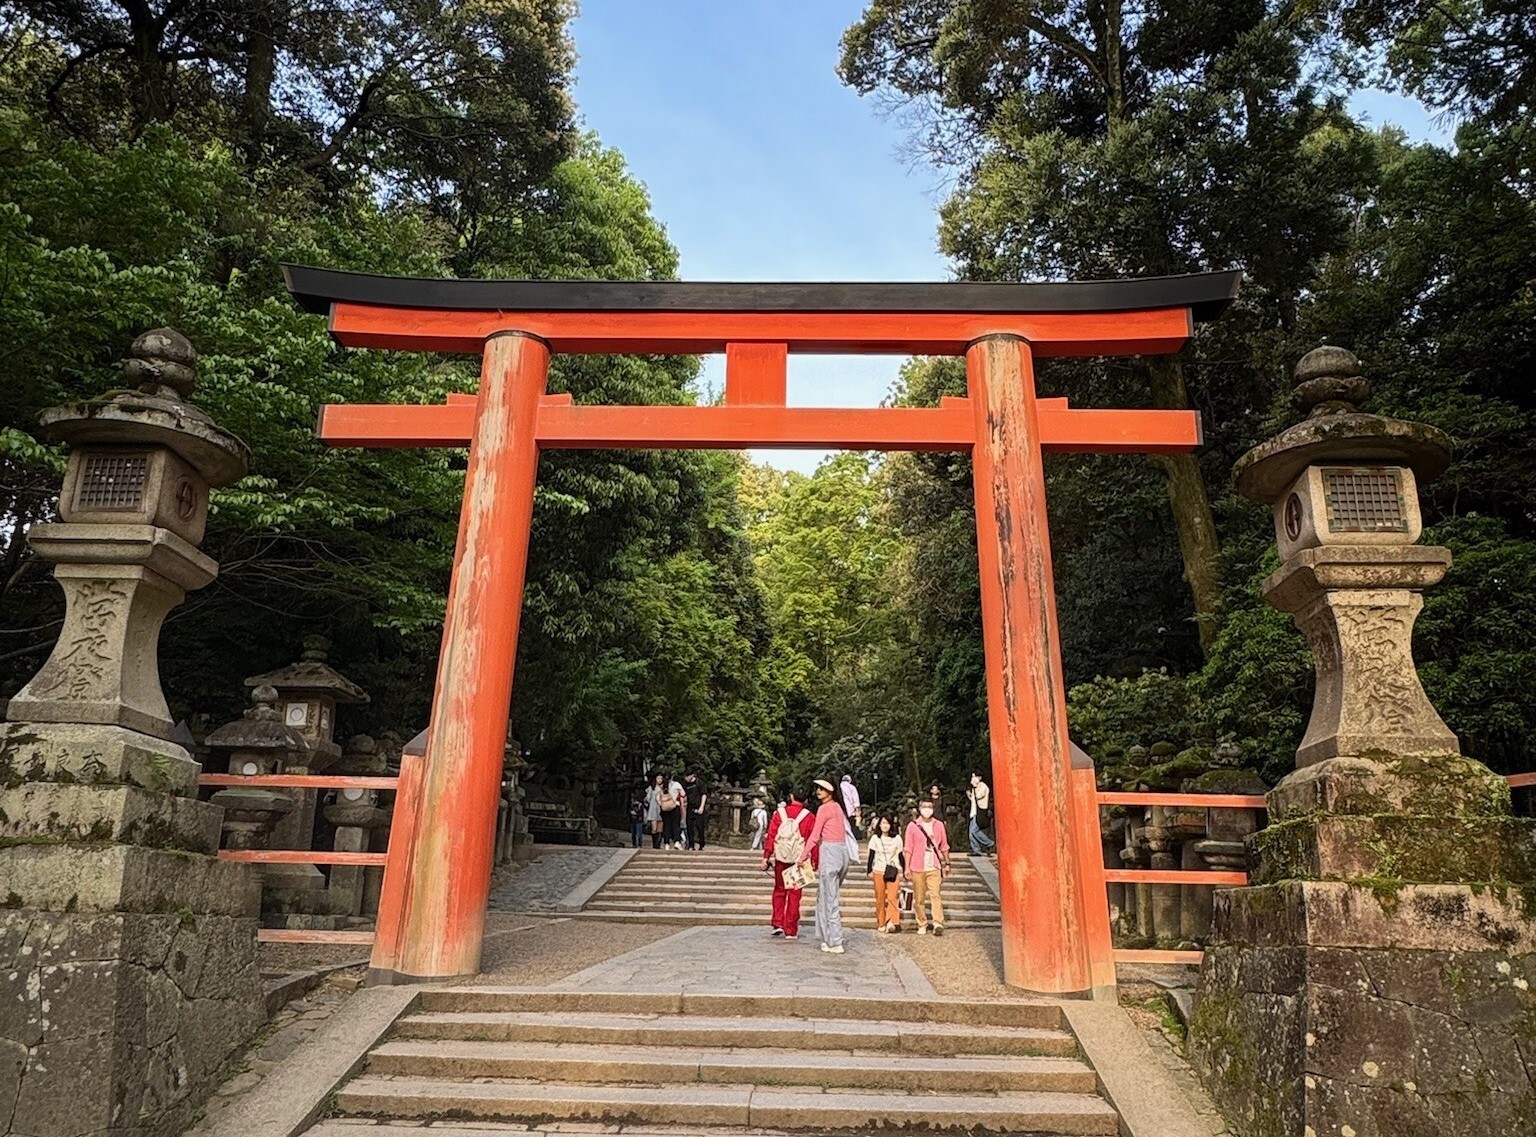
[919, 807, 934, 819]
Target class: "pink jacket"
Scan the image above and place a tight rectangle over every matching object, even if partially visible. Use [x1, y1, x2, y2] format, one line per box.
[802, 801, 848, 863]
[903, 818, 950, 873]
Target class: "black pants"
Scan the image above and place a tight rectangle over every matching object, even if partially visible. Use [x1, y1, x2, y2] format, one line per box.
[650, 822, 663, 849]
[662, 808, 681, 846]
[687, 811, 707, 849]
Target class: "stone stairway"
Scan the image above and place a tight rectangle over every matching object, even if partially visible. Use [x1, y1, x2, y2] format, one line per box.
[578, 846, 1002, 928]
[314, 988, 1120, 1134]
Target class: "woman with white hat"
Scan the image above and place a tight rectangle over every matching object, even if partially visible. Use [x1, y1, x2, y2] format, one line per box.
[800, 778, 854, 953]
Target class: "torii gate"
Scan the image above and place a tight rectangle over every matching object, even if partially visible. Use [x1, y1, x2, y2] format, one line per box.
[283, 265, 1240, 994]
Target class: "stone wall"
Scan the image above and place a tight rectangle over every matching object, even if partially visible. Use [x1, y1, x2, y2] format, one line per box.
[0, 911, 262, 1137]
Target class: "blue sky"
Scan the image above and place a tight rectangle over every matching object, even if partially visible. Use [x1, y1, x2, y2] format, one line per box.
[569, 1, 1450, 473]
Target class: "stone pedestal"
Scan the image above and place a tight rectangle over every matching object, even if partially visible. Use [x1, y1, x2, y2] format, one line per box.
[1191, 347, 1536, 1136]
[0, 329, 261, 1137]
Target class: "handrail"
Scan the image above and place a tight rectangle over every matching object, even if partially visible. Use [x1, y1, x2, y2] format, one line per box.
[218, 850, 387, 865]
[1097, 791, 1266, 808]
[199, 773, 400, 790]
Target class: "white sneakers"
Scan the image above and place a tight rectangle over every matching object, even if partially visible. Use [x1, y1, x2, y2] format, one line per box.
[820, 943, 845, 954]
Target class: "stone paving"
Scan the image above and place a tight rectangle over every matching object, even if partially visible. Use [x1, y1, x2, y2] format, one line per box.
[488, 847, 628, 912]
[548, 925, 937, 999]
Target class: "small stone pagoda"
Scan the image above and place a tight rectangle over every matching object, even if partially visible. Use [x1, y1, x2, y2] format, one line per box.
[1190, 347, 1536, 1136]
[0, 330, 262, 1137]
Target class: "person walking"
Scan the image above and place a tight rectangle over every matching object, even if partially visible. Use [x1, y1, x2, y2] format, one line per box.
[628, 794, 645, 848]
[802, 778, 854, 954]
[967, 772, 997, 857]
[660, 773, 685, 850]
[865, 814, 905, 933]
[684, 770, 709, 850]
[763, 788, 815, 938]
[749, 797, 768, 851]
[644, 773, 666, 849]
[904, 797, 951, 936]
[839, 774, 862, 833]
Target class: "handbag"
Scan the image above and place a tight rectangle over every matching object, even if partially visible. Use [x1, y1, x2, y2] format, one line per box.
[659, 793, 677, 811]
[882, 864, 899, 883]
[898, 883, 914, 912]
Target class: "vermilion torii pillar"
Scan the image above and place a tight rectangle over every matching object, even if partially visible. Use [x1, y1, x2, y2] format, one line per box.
[284, 266, 1240, 991]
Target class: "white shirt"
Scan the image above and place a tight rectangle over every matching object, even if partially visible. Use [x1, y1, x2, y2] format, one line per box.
[840, 779, 861, 814]
[970, 781, 990, 817]
[867, 834, 902, 873]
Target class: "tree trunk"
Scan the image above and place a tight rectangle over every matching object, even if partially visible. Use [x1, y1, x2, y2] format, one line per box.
[124, 2, 170, 128]
[1146, 356, 1222, 655]
[242, 8, 278, 167]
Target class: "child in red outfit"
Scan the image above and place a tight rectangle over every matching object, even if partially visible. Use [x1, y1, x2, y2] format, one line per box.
[762, 787, 817, 938]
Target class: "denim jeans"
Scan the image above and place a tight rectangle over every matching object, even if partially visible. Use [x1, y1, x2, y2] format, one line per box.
[969, 817, 996, 855]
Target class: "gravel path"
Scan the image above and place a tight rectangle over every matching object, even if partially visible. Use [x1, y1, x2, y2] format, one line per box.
[475, 913, 680, 984]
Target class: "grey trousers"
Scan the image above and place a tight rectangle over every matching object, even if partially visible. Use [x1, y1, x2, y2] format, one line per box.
[815, 840, 850, 947]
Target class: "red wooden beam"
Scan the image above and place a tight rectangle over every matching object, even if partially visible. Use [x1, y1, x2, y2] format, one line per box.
[258, 929, 375, 945]
[316, 397, 1202, 453]
[1507, 772, 1536, 789]
[199, 774, 400, 790]
[725, 342, 788, 405]
[326, 303, 1194, 356]
[1097, 792, 1266, 809]
[219, 850, 388, 865]
[1115, 948, 1205, 965]
[1104, 869, 1248, 885]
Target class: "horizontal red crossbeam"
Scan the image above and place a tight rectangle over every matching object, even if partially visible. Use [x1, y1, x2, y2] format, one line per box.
[317, 395, 1202, 453]
[327, 304, 1194, 356]
[199, 774, 400, 790]
[1104, 869, 1249, 885]
[257, 929, 376, 945]
[1508, 772, 1536, 789]
[219, 850, 388, 865]
[1115, 949, 1205, 965]
[1097, 792, 1267, 809]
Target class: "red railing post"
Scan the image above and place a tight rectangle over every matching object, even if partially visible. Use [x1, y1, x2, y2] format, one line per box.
[369, 752, 426, 980]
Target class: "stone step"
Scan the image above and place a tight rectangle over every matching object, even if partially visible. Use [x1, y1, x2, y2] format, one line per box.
[582, 895, 997, 911]
[569, 910, 1000, 928]
[335, 1077, 1118, 1133]
[392, 1011, 1078, 1056]
[366, 1039, 1098, 1093]
[602, 875, 995, 891]
[416, 987, 1064, 1029]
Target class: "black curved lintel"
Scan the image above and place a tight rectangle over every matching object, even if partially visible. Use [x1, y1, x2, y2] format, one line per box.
[281, 264, 1242, 323]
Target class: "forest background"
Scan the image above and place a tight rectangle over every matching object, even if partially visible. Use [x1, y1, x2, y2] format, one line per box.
[1, 1, 1532, 813]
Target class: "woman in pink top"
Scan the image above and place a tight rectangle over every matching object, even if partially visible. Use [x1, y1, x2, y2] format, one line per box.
[800, 779, 852, 953]
[903, 798, 951, 935]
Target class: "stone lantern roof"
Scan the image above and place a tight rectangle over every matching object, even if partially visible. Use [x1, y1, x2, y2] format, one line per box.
[205, 684, 309, 756]
[38, 328, 250, 486]
[1233, 345, 1452, 504]
[244, 635, 369, 704]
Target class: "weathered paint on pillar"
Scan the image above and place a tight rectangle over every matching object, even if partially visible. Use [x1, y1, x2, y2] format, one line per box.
[966, 334, 1092, 995]
[371, 331, 549, 982]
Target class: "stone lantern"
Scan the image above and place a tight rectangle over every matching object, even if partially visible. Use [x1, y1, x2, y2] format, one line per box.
[244, 635, 368, 769]
[205, 684, 320, 903]
[322, 734, 392, 918]
[242, 636, 368, 877]
[0, 329, 263, 1137]
[1190, 347, 1536, 1137]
